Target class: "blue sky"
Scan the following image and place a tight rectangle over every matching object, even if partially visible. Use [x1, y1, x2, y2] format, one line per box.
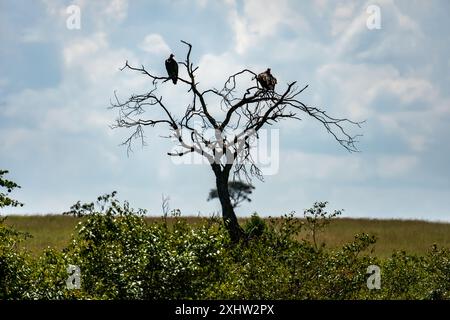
[1, 0, 450, 221]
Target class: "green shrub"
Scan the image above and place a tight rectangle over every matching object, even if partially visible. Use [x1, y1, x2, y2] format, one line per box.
[0, 195, 449, 300]
[0, 170, 24, 210]
[244, 213, 267, 238]
[0, 222, 32, 299]
[64, 192, 230, 299]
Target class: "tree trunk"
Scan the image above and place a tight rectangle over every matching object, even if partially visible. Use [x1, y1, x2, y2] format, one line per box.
[211, 164, 245, 243]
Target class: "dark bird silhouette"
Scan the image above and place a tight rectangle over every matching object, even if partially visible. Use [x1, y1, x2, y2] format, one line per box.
[165, 54, 178, 84]
[257, 68, 277, 91]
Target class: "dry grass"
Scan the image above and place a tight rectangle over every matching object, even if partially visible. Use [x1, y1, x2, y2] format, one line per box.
[304, 218, 450, 258]
[4, 215, 81, 255]
[4, 215, 450, 258]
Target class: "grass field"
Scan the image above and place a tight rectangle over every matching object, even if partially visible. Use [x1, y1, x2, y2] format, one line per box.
[4, 215, 450, 258]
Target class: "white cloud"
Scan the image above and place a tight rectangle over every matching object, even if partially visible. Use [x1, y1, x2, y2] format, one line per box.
[60, 32, 147, 89]
[139, 34, 171, 55]
[0, 128, 32, 151]
[335, 3, 356, 19]
[317, 63, 449, 152]
[197, 52, 246, 89]
[331, 2, 358, 36]
[20, 28, 47, 43]
[63, 32, 108, 66]
[381, 78, 436, 104]
[317, 62, 438, 114]
[331, 4, 367, 53]
[103, 0, 128, 22]
[225, 0, 308, 54]
[331, 0, 423, 58]
[376, 155, 418, 178]
[3, 0, 450, 220]
[280, 151, 366, 182]
[196, 0, 209, 8]
[313, 0, 328, 12]
[316, 62, 444, 153]
[1, 29, 147, 149]
[41, 0, 65, 16]
[41, 0, 129, 30]
[279, 151, 419, 184]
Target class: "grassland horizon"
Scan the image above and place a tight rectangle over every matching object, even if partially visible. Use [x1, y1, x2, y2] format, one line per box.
[4, 214, 450, 259]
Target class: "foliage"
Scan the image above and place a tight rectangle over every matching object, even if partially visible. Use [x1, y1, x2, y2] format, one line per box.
[243, 213, 267, 239]
[208, 181, 255, 209]
[0, 170, 29, 299]
[303, 201, 342, 250]
[0, 195, 449, 300]
[0, 222, 32, 299]
[0, 170, 23, 211]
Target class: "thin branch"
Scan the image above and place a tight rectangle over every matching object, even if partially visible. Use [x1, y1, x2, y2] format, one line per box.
[110, 40, 363, 179]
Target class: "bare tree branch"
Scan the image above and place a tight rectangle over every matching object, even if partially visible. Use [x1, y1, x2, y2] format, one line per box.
[111, 40, 363, 176]
[110, 41, 364, 241]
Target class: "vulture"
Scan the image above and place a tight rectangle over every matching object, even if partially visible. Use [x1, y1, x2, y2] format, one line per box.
[165, 54, 178, 84]
[257, 68, 277, 91]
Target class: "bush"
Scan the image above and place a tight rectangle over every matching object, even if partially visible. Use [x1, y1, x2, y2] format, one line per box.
[0, 222, 32, 299]
[0, 170, 24, 210]
[0, 195, 449, 300]
[64, 192, 230, 299]
[243, 213, 267, 238]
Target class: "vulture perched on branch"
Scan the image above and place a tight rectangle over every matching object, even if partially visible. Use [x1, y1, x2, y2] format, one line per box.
[257, 68, 277, 91]
[165, 54, 178, 84]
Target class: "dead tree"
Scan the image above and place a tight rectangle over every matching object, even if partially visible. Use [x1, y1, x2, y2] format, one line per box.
[110, 40, 362, 242]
